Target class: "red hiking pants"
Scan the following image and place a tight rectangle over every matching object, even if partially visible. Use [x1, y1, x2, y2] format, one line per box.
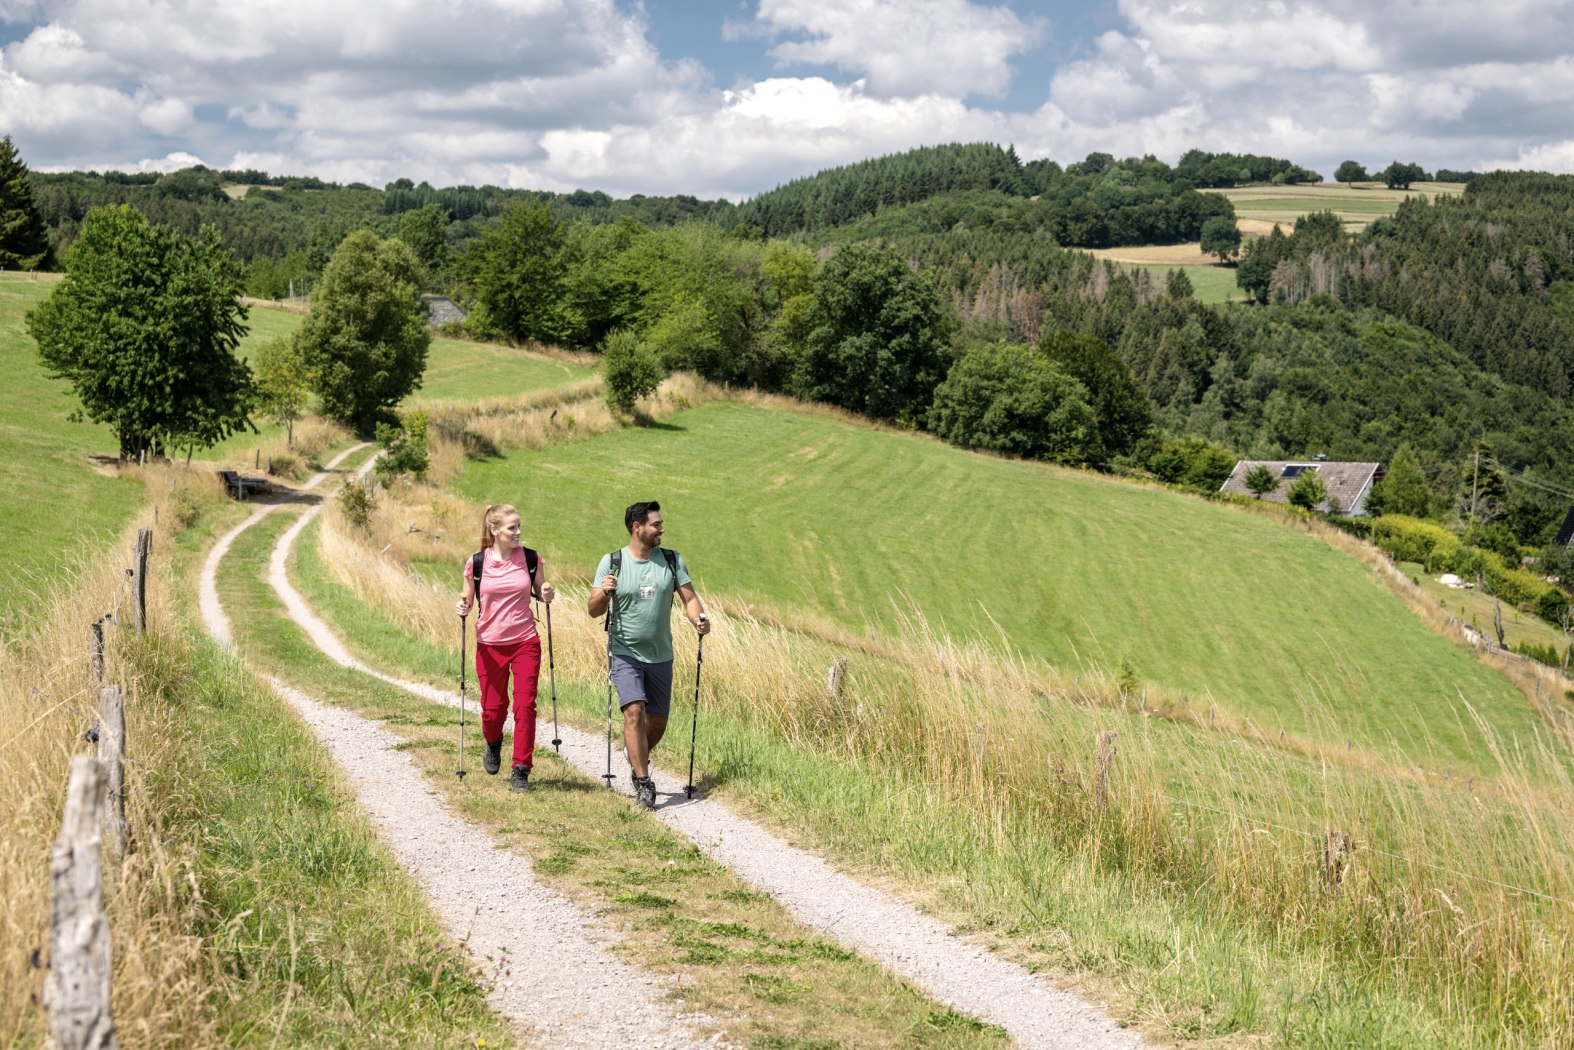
[474, 635, 541, 769]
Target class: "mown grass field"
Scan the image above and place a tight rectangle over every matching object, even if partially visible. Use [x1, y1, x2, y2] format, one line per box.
[452, 398, 1553, 773]
[0, 274, 142, 618]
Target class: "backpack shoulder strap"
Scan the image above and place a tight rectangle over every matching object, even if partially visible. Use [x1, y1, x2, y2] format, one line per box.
[661, 548, 677, 578]
[471, 551, 485, 602]
[523, 546, 539, 598]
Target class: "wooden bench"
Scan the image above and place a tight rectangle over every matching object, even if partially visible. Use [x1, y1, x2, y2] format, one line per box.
[218, 470, 270, 500]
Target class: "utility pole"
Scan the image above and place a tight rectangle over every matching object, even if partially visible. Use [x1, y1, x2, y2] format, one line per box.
[1471, 450, 1480, 522]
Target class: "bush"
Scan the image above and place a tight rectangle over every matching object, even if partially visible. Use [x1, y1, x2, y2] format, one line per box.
[338, 479, 377, 530]
[1146, 436, 1236, 492]
[601, 329, 666, 414]
[1370, 515, 1459, 569]
[373, 410, 430, 483]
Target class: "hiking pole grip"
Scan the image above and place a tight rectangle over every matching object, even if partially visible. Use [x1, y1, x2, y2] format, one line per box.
[686, 631, 705, 799]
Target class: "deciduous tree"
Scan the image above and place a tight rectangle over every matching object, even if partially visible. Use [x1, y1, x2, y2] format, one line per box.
[1038, 330, 1153, 463]
[458, 200, 570, 344]
[252, 336, 310, 447]
[929, 343, 1097, 462]
[27, 205, 254, 459]
[1200, 216, 1242, 264]
[295, 230, 428, 435]
[1334, 160, 1368, 184]
[1286, 469, 1328, 510]
[1244, 464, 1279, 498]
[794, 244, 951, 424]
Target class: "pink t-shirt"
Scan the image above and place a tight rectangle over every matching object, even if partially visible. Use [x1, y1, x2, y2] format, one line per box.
[465, 548, 539, 647]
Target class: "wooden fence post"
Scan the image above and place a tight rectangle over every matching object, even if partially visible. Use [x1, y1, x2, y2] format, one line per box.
[130, 530, 151, 634]
[1094, 731, 1118, 811]
[45, 755, 119, 1050]
[1321, 829, 1354, 887]
[90, 621, 106, 688]
[98, 686, 127, 858]
[826, 658, 848, 700]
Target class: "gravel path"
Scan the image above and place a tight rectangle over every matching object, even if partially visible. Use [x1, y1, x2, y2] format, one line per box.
[199, 451, 715, 1049]
[257, 472, 1149, 1049]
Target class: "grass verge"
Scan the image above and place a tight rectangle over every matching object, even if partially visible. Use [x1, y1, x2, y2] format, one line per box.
[1, 469, 512, 1047]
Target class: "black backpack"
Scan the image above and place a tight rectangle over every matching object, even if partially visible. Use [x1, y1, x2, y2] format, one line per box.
[604, 547, 678, 631]
[471, 547, 540, 607]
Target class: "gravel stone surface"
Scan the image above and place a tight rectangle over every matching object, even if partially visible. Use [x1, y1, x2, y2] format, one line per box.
[265, 678, 713, 1049]
[249, 463, 1150, 1050]
[200, 451, 716, 1049]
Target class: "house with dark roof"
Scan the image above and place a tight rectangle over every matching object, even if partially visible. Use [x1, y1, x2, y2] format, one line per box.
[1219, 459, 1385, 516]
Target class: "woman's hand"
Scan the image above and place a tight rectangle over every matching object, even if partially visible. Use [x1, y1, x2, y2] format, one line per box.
[455, 598, 471, 618]
[540, 582, 556, 604]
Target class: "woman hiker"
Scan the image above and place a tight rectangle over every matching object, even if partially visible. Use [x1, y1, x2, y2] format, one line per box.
[455, 503, 555, 791]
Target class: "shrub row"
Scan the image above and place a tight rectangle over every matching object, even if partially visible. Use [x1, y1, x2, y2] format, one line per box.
[1371, 515, 1572, 624]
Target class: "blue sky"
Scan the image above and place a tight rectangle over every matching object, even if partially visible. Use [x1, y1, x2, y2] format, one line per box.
[2, 0, 1572, 198]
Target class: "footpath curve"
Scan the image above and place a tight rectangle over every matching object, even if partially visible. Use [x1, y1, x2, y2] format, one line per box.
[200, 447, 714, 1050]
[264, 462, 1149, 1050]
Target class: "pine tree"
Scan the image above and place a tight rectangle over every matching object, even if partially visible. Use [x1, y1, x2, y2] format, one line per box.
[0, 135, 51, 271]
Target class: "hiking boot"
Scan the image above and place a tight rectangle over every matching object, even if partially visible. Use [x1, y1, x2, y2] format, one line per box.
[635, 775, 656, 810]
[510, 765, 531, 793]
[483, 739, 502, 775]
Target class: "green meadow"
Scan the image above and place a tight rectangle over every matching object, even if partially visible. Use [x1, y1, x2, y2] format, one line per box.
[1119, 263, 1244, 304]
[0, 274, 142, 614]
[453, 398, 1550, 772]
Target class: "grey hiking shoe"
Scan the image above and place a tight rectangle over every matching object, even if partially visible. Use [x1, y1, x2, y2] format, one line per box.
[510, 765, 531, 793]
[483, 739, 502, 775]
[635, 775, 656, 810]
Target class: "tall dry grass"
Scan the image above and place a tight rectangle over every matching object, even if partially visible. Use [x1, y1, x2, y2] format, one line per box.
[320, 474, 1574, 1045]
[0, 465, 228, 1048]
[423, 374, 704, 485]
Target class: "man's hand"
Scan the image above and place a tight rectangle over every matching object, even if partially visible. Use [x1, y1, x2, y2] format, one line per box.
[601, 573, 618, 594]
[694, 613, 711, 636]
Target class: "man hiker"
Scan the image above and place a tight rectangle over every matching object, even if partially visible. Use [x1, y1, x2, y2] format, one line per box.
[588, 501, 710, 809]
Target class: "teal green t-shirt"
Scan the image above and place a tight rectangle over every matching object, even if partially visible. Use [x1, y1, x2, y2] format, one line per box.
[594, 547, 692, 664]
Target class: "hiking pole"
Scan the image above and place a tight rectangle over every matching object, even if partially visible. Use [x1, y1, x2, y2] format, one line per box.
[546, 602, 560, 753]
[457, 613, 469, 782]
[601, 566, 618, 789]
[685, 620, 707, 800]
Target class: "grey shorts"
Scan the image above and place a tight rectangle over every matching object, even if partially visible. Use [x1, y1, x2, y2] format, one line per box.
[609, 654, 674, 718]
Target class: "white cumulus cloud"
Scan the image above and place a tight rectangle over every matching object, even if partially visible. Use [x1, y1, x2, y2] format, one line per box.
[744, 0, 1046, 100]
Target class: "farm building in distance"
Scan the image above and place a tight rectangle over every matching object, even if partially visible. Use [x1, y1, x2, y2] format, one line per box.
[1219, 459, 1385, 515]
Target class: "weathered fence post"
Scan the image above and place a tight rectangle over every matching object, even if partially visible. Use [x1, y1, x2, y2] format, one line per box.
[1321, 829, 1354, 887]
[1093, 731, 1118, 811]
[130, 530, 151, 634]
[826, 658, 848, 700]
[98, 686, 127, 858]
[90, 620, 105, 687]
[45, 755, 119, 1050]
